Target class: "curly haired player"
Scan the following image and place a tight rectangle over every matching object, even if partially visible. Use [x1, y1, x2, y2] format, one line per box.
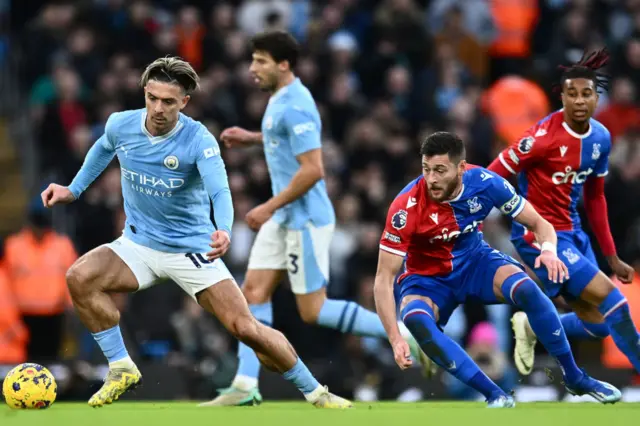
[488, 49, 639, 376]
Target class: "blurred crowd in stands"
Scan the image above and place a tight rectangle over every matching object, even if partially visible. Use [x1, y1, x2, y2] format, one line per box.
[1, 0, 640, 400]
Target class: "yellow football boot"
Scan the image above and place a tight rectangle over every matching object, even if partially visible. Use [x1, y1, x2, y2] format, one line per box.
[88, 366, 142, 407]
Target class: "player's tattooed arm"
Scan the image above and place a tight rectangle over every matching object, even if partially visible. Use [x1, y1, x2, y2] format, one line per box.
[373, 250, 405, 345]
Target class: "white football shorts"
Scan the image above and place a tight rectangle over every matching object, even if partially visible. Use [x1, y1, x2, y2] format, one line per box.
[105, 235, 234, 300]
[247, 219, 334, 294]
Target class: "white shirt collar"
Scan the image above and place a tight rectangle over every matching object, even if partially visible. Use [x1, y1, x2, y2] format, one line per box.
[141, 111, 184, 144]
[562, 121, 592, 139]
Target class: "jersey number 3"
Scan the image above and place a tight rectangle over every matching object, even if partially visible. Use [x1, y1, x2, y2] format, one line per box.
[288, 254, 299, 274]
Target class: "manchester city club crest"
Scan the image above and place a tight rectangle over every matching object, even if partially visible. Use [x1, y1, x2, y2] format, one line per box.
[164, 155, 179, 170]
[391, 209, 408, 230]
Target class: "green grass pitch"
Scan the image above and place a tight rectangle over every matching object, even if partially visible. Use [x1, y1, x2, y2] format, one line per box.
[2, 401, 639, 426]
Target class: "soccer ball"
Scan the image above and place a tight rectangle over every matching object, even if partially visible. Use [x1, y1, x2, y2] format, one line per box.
[2, 363, 57, 409]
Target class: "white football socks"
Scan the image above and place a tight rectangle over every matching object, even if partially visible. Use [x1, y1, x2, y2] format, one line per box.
[110, 355, 135, 370]
[232, 374, 259, 391]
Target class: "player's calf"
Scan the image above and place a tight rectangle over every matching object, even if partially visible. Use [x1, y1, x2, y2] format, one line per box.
[233, 269, 282, 392]
[561, 312, 609, 339]
[401, 298, 510, 406]
[585, 275, 640, 373]
[511, 311, 609, 376]
[197, 280, 352, 408]
[227, 314, 297, 374]
[298, 290, 432, 375]
[501, 271, 583, 382]
[298, 289, 400, 339]
[66, 247, 142, 406]
[501, 271, 621, 403]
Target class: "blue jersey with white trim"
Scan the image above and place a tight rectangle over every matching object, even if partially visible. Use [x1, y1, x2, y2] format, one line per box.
[380, 167, 525, 279]
[261, 78, 335, 229]
[69, 109, 232, 253]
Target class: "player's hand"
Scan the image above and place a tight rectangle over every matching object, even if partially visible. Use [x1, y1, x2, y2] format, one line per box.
[391, 338, 413, 370]
[245, 203, 275, 231]
[220, 126, 256, 148]
[535, 251, 569, 284]
[206, 230, 231, 261]
[41, 183, 75, 208]
[608, 256, 635, 284]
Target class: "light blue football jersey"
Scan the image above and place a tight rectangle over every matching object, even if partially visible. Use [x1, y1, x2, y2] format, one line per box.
[261, 78, 335, 229]
[69, 109, 233, 253]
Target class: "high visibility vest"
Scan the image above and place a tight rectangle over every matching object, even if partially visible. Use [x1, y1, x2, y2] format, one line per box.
[0, 268, 28, 363]
[482, 76, 550, 144]
[4, 229, 77, 316]
[489, 0, 539, 58]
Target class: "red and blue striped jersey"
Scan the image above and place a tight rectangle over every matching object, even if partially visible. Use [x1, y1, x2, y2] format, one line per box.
[380, 167, 525, 282]
[494, 111, 611, 239]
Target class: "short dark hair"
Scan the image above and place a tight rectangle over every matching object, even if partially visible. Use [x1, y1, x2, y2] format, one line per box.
[250, 30, 299, 69]
[420, 132, 466, 163]
[140, 56, 200, 94]
[553, 48, 610, 94]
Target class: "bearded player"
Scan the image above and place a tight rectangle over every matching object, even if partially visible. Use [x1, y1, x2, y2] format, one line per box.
[488, 49, 639, 375]
[374, 131, 621, 408]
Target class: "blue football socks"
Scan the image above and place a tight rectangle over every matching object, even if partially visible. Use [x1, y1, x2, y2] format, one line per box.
[599, 289, 640, 372]
[92, 325, 129, 364]
[317, 299, 388, 337]
[282, 359, 321, 395]
[560, 313, 609, 339]
[502, 273, 583, 384]
[401, 300, 505, 400]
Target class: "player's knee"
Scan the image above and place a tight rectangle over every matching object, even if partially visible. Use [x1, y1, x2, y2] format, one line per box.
[255, 351, 279, 372]
[229, 314, 260, 344]
[584, 273, 617, 305]
[583, 322, 610, 339]
[295, 293, 326, 324]
[597, 287, 627, 318]
[298, 305, 320, 324]
[66, 263, 92, 298]
[241, 280, 271, 305]
[401, 300, 437, 342]
[502, 273, 544, 306]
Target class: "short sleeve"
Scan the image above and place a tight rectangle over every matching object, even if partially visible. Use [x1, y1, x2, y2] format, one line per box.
[487, 172, 526, 218]
[496, 127, 548, 175]
[379, 197, 414, 257]
[282, 107, 321, 157]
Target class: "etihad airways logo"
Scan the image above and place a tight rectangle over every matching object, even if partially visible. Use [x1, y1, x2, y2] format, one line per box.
[121, 167, 185, 197]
